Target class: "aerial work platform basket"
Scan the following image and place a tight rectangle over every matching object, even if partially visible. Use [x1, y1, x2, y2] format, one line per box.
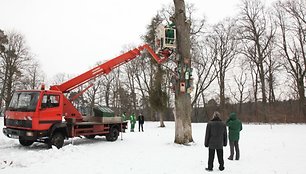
[155, 23, 176, 56]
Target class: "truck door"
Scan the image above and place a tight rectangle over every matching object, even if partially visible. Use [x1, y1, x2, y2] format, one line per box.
[38, 93, 62, 130]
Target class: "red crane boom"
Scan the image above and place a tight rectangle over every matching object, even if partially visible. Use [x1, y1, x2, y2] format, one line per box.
[50, 44, 171, 93]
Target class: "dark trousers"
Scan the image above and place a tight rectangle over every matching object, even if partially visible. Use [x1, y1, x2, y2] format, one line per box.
[138, 123, 143, 132]
[208, 148, 224, 169]
[229, 140, 240, 160]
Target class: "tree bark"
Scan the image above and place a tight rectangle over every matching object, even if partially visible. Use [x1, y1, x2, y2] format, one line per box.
[159, 112, 165, 127]
[173, 0, 193, 144]
[174, 94, 193, 143]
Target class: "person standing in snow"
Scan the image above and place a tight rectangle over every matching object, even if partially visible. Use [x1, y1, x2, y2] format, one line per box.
[121, 112, 127, 121]
[138, 113, 144, 132]
[204, 111, 227, 171]
[226, 112, 242, 160]
[129, 113, 136, 132]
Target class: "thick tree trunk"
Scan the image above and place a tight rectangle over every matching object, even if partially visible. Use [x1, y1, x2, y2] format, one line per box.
[173, 0, 193, 144]
[174, 94, 193, 143]
[4, 67, 14, 109]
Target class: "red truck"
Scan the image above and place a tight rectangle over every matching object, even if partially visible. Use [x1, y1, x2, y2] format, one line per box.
[2, 44, 174, 148]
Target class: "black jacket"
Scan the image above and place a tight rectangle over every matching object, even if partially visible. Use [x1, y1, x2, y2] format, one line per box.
[204, 116, 227, 149]
[138, 115, 144, 124]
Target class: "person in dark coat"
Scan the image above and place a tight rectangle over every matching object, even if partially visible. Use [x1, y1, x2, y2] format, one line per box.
[226, 112, 242, 160]
[204, 112, 227, 171]
[138, 113, 144, 132]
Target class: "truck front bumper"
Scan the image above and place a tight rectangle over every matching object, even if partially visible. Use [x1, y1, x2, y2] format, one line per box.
[3, 128, 49, 141]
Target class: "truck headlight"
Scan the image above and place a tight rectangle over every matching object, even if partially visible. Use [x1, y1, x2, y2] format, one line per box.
[26, 131, 34, 136]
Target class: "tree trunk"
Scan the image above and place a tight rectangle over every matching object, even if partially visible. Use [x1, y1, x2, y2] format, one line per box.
[159, 112, 165, 127]
[5, 68, 14, 109]
[105, 83, 110, 107]
[174, 94, 193, 143]
[173, 0, 193, 144]
[220, 73, 225, 117]
[0, 64, 8, 109]
[297, 78, 306, 120]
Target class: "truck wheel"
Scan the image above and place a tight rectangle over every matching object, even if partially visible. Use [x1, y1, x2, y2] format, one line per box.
[85, 135, 96, 139]
[19, 138, 34, 146]
[106, 127, 119, 141]
[48, 132, 64, 149]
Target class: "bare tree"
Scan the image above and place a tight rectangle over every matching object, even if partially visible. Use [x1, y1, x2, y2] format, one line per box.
[158, 3, 206, 125]
[113, 65, 133, 115]
[19, 59, 45, 90]
[51, 73, 71, 85]
[85, 78, 102, 115]
[229, 67, 250, 114]
[112, 46, 149, 117]
[123, 49, 139, 113]
[238, 0, 275, 122]
[191, 38, 217, 108]
[208, 18, 238, 116]
[274, 0, 306, 119]
[0, 31, 32, 109]
[266, 50, 282, 103]
[111, 67, 122, 110]
[101, 72, 115, 107]
[173, 0, 193, 144]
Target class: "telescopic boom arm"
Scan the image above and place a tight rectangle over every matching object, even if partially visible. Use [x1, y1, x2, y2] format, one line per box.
[50, 44, 172, 93]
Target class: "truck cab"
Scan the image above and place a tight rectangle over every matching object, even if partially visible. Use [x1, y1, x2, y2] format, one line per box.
[3, 90, 127, 148]
[3, 90, 65, 147]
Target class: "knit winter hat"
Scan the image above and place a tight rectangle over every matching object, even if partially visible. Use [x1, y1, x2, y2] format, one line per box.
[229, 112, 237, 119]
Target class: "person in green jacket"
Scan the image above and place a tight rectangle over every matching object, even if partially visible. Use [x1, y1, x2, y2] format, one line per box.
[165, 16, 175, 44]
[226, 112, 242, 160]
[121, 112, 127, 121]
[129, 113, 136, 132]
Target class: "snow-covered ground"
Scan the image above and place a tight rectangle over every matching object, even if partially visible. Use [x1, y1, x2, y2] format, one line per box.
[1, 117, 306, 174]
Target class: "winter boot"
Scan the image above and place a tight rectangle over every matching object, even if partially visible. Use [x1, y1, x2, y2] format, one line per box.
[205, 168, 213, 172]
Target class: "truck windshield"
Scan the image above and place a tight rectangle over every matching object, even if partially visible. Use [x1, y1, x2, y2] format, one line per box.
[7, 92, 40, 112]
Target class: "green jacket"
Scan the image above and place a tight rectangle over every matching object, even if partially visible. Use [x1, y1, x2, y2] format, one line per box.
[121, 113, 126, 121]
[130, 114, 136, 124]
[226, 112, 242, 141]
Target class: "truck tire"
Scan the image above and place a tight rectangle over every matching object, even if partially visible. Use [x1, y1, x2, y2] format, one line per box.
[48, 132, 64, 149]
[19, 138, 34, 146]
[106, 127, 119, 141]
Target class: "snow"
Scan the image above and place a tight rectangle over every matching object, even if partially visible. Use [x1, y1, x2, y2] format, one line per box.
[1, 117, 306, 174]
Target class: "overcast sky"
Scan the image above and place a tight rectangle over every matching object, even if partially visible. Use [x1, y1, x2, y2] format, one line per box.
[0, 0, 244, 84]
